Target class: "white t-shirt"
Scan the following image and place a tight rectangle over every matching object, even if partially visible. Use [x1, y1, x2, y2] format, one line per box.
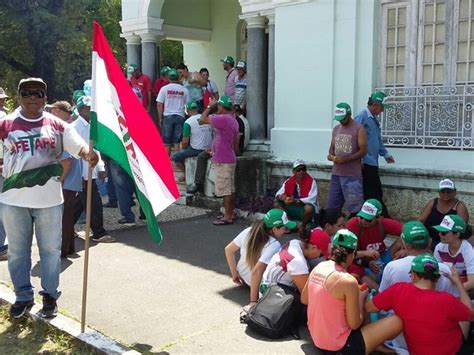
[157, 83, 190, 117]
[434, 240, 474, 283]
[380, 255, 459, 296]
[233, 227, 280, 286]
[0, 111, 86, 208]
[261, 239, 309, 288]
[184, 114, 213, 150]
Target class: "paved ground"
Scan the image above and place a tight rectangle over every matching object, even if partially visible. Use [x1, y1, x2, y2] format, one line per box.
[0, 205, 317, 354]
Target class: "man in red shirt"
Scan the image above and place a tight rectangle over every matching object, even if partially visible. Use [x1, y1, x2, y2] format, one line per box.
[128, 64, 152, 111]
[366, 253, 473, 355]
[346, 198, 402, 289]
[152, 66, 170, 99]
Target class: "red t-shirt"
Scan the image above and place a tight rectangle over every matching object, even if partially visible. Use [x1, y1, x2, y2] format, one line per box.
[373, 282, 471, 355]
[346, 217, 402, 253]
[152, 78, 169, 97]
[131, 74, 152, 108]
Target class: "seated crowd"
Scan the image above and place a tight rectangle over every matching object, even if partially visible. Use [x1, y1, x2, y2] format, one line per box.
[225, 168, 473, 354]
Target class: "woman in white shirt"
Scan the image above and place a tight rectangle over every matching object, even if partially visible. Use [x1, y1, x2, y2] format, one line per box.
[224, 209, 296, 308]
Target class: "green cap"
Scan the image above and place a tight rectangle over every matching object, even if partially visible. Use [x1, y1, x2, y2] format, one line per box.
[433, 214, 466, 233]
[217, 95, 233, 110]
[370, 91, 391, 108]
[401, 221, 429, 247]
[186, 101, 198, 110]
[168, 68, 179, 80]
[411, 253, 440, 276]
[76, 95, 91, 108]
[263, 209, 297, 229]
[334, 102, 351, 121]
[160, 66, 171, 76]
[72, 90, 85, 102]
[127, 64, 139, 74]
[220, 56, 235, 66]
[357, 199, 382, 221]
[332, 229, 358, 250]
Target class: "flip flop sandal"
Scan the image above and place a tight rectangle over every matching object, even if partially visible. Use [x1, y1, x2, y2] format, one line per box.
[213, 219, 233, 226]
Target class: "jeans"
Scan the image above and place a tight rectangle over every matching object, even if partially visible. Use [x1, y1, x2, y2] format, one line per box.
[327, 175, 364, 214]
[0, 177, 7, 251]
[161, 114, 185, 144]
[3, 204, 62, 301]
[194, 150, 211, 185]
[109, 160, 135, 222]
[62, 189, 79, 256]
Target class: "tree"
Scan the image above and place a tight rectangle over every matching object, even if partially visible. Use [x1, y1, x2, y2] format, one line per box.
[0, 0, 125, 103]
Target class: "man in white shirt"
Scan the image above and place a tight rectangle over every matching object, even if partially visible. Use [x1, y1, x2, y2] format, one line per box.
[156, 68, 190, 155]
[72, 95, 114, 243]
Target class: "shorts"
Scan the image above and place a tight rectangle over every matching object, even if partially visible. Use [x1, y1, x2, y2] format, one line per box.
[316, 329, 366, 355]
[327, 175, 364, 214]
[162, 114, 185, 144]
[171, 146, 203, 163]
[348, 249, 392, 280]
[274, 200, 316, 222]
[214, 163, 236, 197]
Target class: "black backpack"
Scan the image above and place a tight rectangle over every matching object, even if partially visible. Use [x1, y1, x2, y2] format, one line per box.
[243, 283, 300, 339]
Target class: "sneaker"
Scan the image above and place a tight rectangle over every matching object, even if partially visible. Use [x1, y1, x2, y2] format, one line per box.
[9, 300, 34, 318]
[117, 218, 136, 227]
[39, 293, 57, 319]
[93, 234, 116, 243]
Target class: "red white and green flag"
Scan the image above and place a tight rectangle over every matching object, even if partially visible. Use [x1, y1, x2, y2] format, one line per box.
[90, 21, 179, 243]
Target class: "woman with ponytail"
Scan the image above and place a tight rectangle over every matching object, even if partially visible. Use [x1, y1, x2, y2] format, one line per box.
[224, 209, 296, 306]
[302, 229, 402, 354]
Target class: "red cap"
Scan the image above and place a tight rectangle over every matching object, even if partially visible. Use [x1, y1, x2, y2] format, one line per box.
[308, 228, 331, 257]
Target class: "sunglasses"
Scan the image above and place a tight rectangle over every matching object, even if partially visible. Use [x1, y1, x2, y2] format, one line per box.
[20, 90, 45, 99]
[295, 167, 306, 172]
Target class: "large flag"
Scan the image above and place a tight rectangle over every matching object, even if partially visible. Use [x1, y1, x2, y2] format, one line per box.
[91, 21, 179, 243]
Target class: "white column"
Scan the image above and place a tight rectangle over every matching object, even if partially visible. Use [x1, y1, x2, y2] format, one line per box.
[264, 12, 275, 139]
[244, 15, 267, 140]
[122, 34, 141, 79]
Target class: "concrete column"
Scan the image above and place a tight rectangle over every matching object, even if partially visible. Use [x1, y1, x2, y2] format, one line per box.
[245, 16, 267, 140]
[123, 34, 141, 79]
[265, 12, 275, 139]
[140, 33, 160, 84]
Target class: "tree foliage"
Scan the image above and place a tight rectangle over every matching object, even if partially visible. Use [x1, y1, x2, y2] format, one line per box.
[0, 0, 126, 104]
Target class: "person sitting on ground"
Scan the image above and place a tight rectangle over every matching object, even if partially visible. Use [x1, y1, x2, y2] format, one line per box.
[171, 101, 213, 183]
[379, 221, 464, 354]
[433, 214, 474, 292]
[366, 253, 473, 355]
[302, 229, 403, 354]
[224, 209, 296, 308]
[261, 228, 330, 295]
[274, 159, 318, 232]
[419, 178, 470, 249]
[346, 199, 403, 290]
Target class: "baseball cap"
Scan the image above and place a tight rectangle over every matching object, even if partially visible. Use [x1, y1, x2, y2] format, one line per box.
[433, 214, 466, 234]
[370, 91, 391, 108]
[332, 229, 358, 250]
[217, 95, 233, 110]
[186, 101, 198, 110]
[263, 209, 297, 229]
[236, 60, 247, 69]
[72, 90, 85, 102]
[357, 199, 382, 221]
[292, 159, 306, 170]
[220, 56, 235, 66]
[18, 77, 47, 92]
[411, 253, 440, 276]
[334, 102, 351, 121]
[127, 64, 139, 74]
[0, 88, 9, 99]
[160, 66, 171, 76]
[439, 178, 455, 191]
[76, 95, 92, 108]
[308, 229, 331, 257]
[401, 221, 429, 247]
[168, 68, 179, 80]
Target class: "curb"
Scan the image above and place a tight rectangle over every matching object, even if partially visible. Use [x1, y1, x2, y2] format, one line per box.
[0, 284, 138, 355]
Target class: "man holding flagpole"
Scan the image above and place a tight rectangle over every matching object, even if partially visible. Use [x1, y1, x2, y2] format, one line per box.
[0, 77, 98, 319]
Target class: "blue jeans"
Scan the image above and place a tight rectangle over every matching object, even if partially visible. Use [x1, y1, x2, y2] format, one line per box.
[171, 146, 203, 163]
[3, 204, 62, 301]
[109, 160, 135, 222]
[162, 114, 185, 144]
